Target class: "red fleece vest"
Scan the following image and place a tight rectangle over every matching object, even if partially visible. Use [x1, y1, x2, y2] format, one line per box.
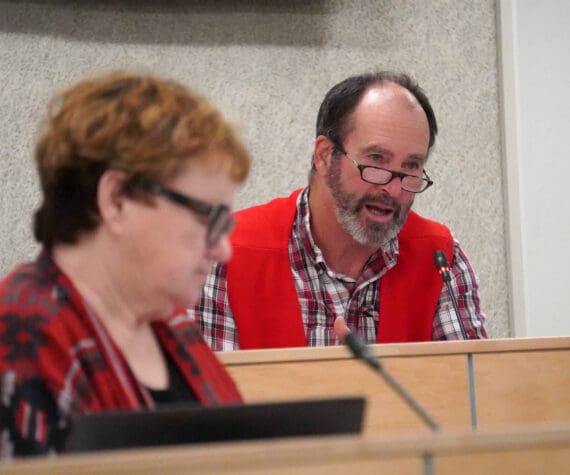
[227, 189, 453, 349]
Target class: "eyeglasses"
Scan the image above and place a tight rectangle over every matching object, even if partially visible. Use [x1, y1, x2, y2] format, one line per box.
[336, 144, 433, 193]
[148, 184, 235, 246]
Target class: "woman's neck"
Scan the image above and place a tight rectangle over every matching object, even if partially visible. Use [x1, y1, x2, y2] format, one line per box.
[52, 237, 156, 335]
[52, 238, 169, 389]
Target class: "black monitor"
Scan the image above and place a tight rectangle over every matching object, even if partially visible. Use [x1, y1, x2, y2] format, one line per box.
[65, 397, 365, 453]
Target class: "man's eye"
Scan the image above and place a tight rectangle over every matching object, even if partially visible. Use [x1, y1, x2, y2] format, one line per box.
[403, 161, 420, 170]
[367, 154, 382, 162]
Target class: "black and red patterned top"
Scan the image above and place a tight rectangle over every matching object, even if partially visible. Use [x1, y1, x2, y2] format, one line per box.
[0, 251, 241, 458]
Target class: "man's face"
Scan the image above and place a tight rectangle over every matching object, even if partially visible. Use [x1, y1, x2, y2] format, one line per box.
[327, 157, 413, 247]
[326, 84, 430, 247]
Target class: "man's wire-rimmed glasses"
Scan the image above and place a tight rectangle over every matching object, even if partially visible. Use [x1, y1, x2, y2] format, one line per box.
[334, 143, 433, 193]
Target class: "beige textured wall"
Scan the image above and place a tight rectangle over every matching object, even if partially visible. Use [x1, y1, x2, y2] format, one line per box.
[0, 0, 508, 337]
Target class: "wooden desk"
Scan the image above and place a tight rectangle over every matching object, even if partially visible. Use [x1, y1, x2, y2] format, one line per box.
[3, 339, 569, 473]
[219, 337, 570, 433]
[3, 425, 570, 474]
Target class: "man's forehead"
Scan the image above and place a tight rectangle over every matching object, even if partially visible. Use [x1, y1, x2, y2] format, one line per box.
[359, 83, 421, 110]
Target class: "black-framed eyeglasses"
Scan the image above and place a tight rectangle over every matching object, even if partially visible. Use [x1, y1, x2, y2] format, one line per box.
[148, 184, 235, 247]
[335, 144, 433, 193]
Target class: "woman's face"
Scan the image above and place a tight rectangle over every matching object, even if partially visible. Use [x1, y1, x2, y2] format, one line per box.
[120, 151, 238, 315]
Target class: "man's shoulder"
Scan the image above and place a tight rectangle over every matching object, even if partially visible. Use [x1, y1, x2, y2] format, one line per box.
[400, 210, 452, 240]
[231, 189, 303, 249]
[234, 189, 302, 220]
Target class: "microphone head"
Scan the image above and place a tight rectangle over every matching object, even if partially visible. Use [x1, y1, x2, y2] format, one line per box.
[433, 250, 449, 270]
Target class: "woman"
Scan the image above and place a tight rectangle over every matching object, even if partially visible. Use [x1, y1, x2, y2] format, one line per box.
[0, 72, 250, 457]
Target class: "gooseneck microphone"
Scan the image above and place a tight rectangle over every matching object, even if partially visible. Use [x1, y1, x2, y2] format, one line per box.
[334, 317, 439, 432]
[433, 250, 469, 339]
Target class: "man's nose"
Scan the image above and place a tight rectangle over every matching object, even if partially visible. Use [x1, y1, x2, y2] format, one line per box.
[379, 175, 404, 197]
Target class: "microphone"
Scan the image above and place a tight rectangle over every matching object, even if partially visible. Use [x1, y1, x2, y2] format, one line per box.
[334, 317, 439, 432]
[433, 250, 469, 339]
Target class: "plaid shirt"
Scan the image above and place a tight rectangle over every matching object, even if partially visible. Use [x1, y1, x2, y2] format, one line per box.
[191, 188, 487, 351]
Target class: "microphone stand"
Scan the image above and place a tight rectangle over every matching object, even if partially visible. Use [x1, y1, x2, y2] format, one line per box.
[344, 332, 440, 432]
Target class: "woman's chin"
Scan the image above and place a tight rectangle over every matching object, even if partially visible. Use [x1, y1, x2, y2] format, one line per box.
[184, 287, 203, 308]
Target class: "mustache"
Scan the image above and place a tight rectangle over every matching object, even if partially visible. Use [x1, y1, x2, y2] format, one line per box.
[354, 193, 401, 214]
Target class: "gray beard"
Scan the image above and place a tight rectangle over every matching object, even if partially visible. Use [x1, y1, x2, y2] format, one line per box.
[327, 159, 412, 247]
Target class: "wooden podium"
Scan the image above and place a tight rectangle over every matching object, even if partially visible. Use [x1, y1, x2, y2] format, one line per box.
[219, 337, 570, 433]
[2, 337, 569, 473]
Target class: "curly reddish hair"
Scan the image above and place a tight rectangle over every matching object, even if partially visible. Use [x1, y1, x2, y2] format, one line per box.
[33, 71, 250, 247]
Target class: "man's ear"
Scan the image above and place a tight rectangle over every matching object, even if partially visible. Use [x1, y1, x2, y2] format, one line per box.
[97, 169, 129, 231]
[313, 135, 335, 176]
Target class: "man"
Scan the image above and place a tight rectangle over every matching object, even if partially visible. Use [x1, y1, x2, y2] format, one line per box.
[190, 71, 487, 351]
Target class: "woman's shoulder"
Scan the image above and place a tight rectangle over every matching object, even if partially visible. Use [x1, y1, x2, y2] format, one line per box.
[0, 255, 77, 376]
[0, 257, 63, 321]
